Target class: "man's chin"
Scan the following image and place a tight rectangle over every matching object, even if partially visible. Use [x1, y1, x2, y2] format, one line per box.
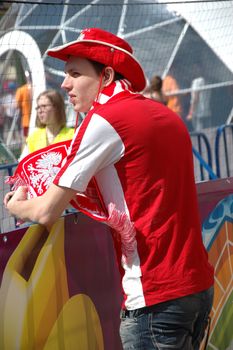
[75, 107, 90, 114]
[73, 105, 80, 113]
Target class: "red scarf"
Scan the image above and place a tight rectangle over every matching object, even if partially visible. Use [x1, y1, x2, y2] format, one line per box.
[6, 80, 136, 264]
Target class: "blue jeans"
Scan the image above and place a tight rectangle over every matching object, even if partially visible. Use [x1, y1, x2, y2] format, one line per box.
[120, 286, 214, 350]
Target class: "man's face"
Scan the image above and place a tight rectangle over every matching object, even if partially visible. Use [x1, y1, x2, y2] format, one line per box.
[62, 56, 101, 113]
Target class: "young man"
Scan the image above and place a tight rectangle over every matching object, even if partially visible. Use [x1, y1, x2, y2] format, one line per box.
[5, 28, 214, 349]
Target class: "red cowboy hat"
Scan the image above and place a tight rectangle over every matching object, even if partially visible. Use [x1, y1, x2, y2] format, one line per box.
[46, 27, 146, 92]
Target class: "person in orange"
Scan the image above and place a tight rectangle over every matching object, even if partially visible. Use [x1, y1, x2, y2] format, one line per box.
[15, 81, 32, 138]
[162, 74, 183, 117]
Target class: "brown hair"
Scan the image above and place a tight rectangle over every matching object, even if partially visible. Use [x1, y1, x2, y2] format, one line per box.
[36, 89, 66, 128]
[150, 75, 163, 92]
[90, 60, 124, 81]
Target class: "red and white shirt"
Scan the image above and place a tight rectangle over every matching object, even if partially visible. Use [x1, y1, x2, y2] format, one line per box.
[54, 80, 214, 310]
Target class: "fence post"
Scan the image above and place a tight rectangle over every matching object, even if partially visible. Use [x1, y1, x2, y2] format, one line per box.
[190, 131, 214, 181]
[215, 124, 233, 178]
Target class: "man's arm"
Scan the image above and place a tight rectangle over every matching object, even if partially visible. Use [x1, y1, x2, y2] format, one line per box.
[4, 184, 77, 230]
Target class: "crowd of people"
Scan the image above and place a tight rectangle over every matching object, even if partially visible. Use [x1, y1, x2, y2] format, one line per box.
[143, 69, 212, 132]
[4, 27, 214, 350]
[0, 58, 213, 160]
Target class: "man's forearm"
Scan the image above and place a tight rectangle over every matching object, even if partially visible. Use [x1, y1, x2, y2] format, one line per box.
[5, 184, 77, 229]
[7, 194, 52, 227]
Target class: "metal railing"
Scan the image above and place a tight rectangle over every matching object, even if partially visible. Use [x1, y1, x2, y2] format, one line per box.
[190, 131, 217, 181]
[1, 124, 232, 232]
[192, 146, 217, 180]
[215, 124, 233, 178]
[0, 162, 18, 233]
[0, 162, 18, 176]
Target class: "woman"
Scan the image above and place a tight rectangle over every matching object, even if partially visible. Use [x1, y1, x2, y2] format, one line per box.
[143, 75, 166, 104]
[19, 89, 74, 160]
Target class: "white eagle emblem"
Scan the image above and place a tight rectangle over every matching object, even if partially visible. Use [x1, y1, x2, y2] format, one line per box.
[27, 152, 62, 194]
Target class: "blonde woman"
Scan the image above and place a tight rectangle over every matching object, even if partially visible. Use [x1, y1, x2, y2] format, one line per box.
[19, 89, 74, 160]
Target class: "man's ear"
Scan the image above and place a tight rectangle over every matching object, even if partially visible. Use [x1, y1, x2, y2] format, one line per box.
[103, 66, 115, 86]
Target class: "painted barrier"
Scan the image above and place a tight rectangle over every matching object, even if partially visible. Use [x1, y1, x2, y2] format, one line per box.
[197, 178, 233, 349]
[0, 177, 232, 349]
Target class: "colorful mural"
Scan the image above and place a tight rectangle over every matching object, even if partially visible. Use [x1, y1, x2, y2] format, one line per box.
[0, 214, 122, 350]
[202, 194, 233, 350]
[0, 179, 232, 349]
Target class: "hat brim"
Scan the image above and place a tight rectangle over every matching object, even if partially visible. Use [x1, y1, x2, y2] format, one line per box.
[46, 39, 146, 92]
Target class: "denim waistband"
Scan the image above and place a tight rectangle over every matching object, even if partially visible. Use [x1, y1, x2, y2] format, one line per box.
[121, 287, 214, 319]
[121, 304, 157, 318]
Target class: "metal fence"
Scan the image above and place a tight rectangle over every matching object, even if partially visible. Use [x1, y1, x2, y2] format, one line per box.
[215, 124, 233, 178]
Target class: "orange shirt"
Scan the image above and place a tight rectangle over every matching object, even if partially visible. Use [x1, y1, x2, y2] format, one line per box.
[162, 75, 182, 116]
[15, 84, 32, 128]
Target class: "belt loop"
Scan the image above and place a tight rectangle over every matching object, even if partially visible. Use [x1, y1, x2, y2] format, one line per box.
[120, 309, 128, 318]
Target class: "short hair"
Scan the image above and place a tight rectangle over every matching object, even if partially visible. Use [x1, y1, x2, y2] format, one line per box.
[36, 89, 66, 128]
[90, 60, 124, 81]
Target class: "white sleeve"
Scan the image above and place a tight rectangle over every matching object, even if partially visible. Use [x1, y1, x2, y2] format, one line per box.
[57, 113, 125, 192]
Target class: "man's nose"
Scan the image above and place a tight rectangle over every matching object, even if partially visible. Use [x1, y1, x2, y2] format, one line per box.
[61, 76, 71, 91]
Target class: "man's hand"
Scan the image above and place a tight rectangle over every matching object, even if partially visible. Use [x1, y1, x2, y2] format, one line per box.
[186, 113, 193, 121]
[4, 184, 77, 229]
[4, 186, 28, 209]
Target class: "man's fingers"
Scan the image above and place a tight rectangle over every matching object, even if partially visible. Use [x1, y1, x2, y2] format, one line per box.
[4, 191, 15, 207]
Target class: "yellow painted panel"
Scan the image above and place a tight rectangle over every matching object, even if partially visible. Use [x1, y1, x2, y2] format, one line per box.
[0, 218, 69, 349]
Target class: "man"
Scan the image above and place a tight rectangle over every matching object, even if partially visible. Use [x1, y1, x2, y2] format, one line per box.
[5, 28, 214, 349]
[15, 71, 32, 139]
[1, 81, 19, 143]
[186, 72, 212, 131]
